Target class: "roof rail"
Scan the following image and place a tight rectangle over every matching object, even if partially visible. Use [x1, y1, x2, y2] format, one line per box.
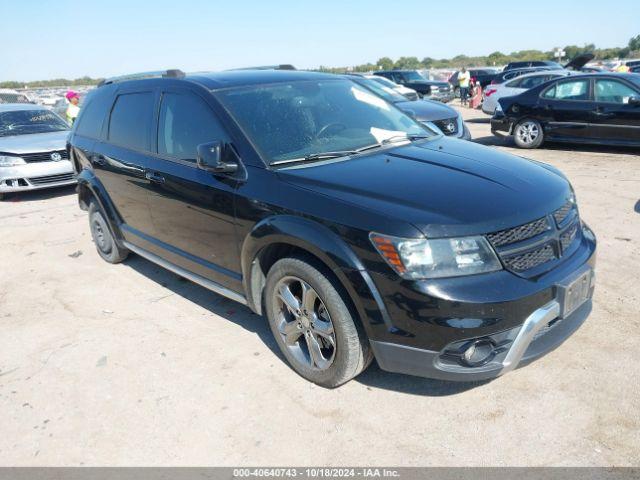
[227, 64, 297, 71]
[98, 69, 185, 87]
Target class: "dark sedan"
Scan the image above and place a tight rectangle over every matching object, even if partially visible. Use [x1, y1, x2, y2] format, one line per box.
[491, 73, 640, 148]
[348, 75, 471, 140]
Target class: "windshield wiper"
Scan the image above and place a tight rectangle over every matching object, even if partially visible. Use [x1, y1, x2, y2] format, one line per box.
[270, 135, 431, 167]
[380, 134, 431, 145]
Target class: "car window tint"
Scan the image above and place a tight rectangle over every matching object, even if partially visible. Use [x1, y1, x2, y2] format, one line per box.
[108, 92, 154, 150]
[75, 90, 112, 138]
[505, 78, 522, 88]
[542, 79, 589, 101]
[158, 92, 228, 161]
[519, 75, 548, 89]
[595, 79, 639, 104]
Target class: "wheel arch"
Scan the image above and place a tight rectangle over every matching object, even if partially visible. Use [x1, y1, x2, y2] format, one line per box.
[241, 216, 384, 338]
[76, 170, 126, 244]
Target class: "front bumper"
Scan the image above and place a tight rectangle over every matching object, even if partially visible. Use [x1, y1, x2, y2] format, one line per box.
[363, 229, 596, 381]
[0, 160, 76, 193]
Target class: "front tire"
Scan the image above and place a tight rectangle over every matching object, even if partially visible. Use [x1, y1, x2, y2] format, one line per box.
[265, 256, 372, 388]
[513, 119, 544, 149]
[88, 201, 128, 264]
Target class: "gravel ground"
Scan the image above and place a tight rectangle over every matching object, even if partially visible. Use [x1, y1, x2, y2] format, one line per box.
[0, 104, 638, 466]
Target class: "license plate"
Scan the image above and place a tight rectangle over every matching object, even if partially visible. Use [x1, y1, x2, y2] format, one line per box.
[558, 268, 593, 318]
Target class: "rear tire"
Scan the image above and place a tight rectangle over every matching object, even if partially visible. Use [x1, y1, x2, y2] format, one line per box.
[265, 256, 372, 388]
[88, 201, 128, 264]
[513, 119, 544, 149]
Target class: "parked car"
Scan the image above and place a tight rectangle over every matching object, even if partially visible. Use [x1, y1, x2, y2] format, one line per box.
[482, 70, 575, 115]
[491, 66, 558, 85]
[504, 60, 564, 71]
[0, 89, 32, 104]
[373, 70, 454, 102]
[449, 68, 500, 92]
[348, 75, 471, 139]
[493, 55, 594, 85]
[367, 75, 419, 101]
[70, 69, 596, 387]
[0, 104, 74, 199]
[491, 73, 640, 148]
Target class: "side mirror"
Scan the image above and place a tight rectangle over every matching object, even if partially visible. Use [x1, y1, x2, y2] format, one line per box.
[628, 96, 640, 106]
[196, 141, 238, 174]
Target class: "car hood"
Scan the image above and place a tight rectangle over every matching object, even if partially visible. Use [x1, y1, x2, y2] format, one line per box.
[0, 130, 69, 154]
[564, 53, 594, 70]
[395, 99, 457, 122]
[277, 136, 570, 238]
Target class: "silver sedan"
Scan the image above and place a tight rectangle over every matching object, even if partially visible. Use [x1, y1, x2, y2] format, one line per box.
[0, 104, 75, 200]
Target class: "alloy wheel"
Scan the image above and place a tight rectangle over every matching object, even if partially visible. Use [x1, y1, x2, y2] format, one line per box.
[274, 276, 336, 370]
[515, 121, 540, 145]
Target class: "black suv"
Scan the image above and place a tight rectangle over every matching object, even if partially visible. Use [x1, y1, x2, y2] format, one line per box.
[69, 69, 596, 387]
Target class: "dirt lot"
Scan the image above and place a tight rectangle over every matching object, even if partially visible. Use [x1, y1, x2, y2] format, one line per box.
[1, 105, 639, 466]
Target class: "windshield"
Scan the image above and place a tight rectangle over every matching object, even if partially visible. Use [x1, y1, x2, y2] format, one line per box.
[371, 76, 399, 88]
[352, 78, 407, 103]
[402, 71, 424, 82]
[0, 109, 68, 137]
[215, 79, 431, 164]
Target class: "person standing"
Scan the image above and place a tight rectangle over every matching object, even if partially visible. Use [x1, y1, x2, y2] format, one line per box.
[469, 78, 483, 109]
[458, 67, 471, 106]
[65, 91, 80, 125]
[614, 63, 630, 73]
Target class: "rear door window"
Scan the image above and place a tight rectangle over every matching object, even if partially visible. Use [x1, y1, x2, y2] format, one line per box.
[541, 79, 590, 101]
[108, 92, 154, 151]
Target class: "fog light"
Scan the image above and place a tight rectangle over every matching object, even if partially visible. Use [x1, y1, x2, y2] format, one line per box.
[462, 339, 495, 366]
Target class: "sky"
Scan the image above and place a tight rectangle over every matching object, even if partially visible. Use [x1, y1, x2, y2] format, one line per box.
[2, 0, 639, 81]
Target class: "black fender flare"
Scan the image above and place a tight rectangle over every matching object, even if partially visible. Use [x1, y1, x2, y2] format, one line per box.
[240, 215, 392, 336]
[76, 169, 126, 245]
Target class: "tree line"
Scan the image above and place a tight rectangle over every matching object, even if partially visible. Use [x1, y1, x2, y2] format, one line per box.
[2, 35, 638, 88]
[318, 34, 640, 73]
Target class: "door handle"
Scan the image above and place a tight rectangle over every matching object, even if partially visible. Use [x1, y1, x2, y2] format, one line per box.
[145, 171, 165, 184]
[592, 108, 613, 118]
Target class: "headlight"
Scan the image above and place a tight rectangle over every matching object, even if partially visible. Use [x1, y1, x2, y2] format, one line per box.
[370, 232, 502, 279]
[0, 155, 26, 167]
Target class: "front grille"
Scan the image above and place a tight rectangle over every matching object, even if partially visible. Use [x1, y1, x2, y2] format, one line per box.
[553, 200, 573, 226]
[503, 244, 556, 272]
[434, 117, 459, 136]
[560, 222, 578, 251]
[21, 150, 69, 163]
[487, 217, 550, 247]
[28, 173, 75, 185]
[486, 201, 581, 275]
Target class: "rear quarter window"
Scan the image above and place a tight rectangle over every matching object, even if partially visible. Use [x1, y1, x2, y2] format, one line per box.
[74, 89, 112, 139]
[107, 92, 155, 151]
